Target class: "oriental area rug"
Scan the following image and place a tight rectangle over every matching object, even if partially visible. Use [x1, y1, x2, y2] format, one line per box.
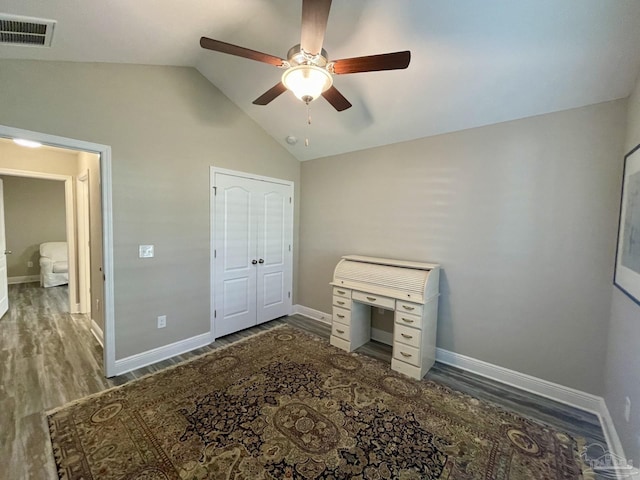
[48, 326, 589, 479]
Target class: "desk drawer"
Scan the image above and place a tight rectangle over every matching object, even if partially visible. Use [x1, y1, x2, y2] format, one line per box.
[395, 311, 423, 329]
[393, 342, 421, 367]
[333, 295, 351, 309]
[394, 324, 421, 349]
[333, 287, 351, 298]
[396, 300, 423, 316]
[352, 291, 395, 310]
[332, 322, 351, 341]
[332, 307, 351, 325]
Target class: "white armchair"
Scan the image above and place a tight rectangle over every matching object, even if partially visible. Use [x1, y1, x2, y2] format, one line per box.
[40, 242, 69, 288]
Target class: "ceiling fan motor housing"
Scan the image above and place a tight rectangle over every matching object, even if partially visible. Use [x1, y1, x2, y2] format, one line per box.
[287, 44, 329, 67]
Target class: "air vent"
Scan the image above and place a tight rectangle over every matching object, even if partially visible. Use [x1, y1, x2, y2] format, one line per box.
[0, 14, 56, 47]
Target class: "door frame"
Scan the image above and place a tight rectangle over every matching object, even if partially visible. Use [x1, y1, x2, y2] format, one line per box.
[210, 167, 294, 342]
[0, 125, 116, 377]
[0, 169, 76, 311]
[77, 171, 91, 314]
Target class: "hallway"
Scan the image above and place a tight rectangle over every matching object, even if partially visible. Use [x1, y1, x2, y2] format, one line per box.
[0, 283, 108, 477]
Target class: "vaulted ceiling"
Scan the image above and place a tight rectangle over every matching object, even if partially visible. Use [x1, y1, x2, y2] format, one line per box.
[2, 0, 640, 160]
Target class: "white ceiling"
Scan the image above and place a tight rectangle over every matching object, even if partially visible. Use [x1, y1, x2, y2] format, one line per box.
[2, 0, 640, 161]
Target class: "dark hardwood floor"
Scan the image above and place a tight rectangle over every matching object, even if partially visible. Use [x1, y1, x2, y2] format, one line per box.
[1, 283, 607, 479]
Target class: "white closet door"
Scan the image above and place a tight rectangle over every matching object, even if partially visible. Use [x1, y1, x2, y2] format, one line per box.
[213, 174, 258, 337]
[256, 182, 292, 324]
[0, 179, 8, 318]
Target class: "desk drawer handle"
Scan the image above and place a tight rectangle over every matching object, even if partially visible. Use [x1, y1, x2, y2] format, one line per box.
[402, 305, 415, 311]
[336, 314, 345, 319]
[337, 301, 345, 305]
[400, 352, 412, 358]
[337, 290, 346, 295]
[401, 317, 414, 323]
[336, 329, 345, 334]
[401, 333, 413, 339]
[366, 296, 377, 301]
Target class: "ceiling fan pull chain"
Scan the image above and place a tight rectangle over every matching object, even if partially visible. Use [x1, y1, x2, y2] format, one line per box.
[305, 102, 311, 147]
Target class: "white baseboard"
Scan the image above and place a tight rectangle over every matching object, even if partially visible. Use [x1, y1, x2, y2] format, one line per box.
[90, 319, 104, 347]
[70, 303, 81, 314]
[292, 304, 332, 324]
[294, 304, 625, 463]
[434, 347, 603, 414]
[113, 332, 211, 377]
[8, 275, 39, 285]
[596, 398, 629, 477]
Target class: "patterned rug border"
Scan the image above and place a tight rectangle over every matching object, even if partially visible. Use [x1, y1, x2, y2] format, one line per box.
[45, 323, 289, 417]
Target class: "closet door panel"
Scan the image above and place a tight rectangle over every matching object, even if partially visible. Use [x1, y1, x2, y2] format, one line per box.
[257, 184, 292, 323]
[214, 177, 257, 337]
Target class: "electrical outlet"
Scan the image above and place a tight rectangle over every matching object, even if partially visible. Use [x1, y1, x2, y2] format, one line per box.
[625, 396, 631, 423]
[27, 261, 33, 268]
[139, 245, 154, 258]
[157, 315, 166, 329]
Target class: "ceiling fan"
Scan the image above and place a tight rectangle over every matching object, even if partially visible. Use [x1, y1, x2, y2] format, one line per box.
[200, 0, 411, 112]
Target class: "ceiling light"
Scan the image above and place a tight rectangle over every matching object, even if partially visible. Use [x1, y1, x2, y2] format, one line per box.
[13, 138, 42, 148]
[281, 65, 333, 104]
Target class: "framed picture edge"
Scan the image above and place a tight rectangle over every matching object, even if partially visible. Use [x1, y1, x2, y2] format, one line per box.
[613, 142, 640, 307]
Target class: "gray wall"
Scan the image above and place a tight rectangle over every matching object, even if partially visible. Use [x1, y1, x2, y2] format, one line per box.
[604, 75, 640, 465]
[2, 176, 66, 278]
[0, 60, 300, 360]
[299, 100, 626, 395]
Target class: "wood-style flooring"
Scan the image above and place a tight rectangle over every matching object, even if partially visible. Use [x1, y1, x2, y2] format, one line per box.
[1, 283, 607, 479]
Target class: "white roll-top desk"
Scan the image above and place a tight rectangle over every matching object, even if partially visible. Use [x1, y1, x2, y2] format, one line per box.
[330, 255, 440, 380]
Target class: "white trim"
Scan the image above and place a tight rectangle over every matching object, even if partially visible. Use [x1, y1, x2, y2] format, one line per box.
[91, 318, 104, 347]
[8, 275, 39, 284]
[211, 166, 295, 187]
[113, 332, 211, 376]
[0, 168, 76, 315]
[209, 168, 216, 343]
[63, 177, 78, 314]
[76, 172, 90, 314]
[434, 347, 603, 414]
[597, 398, 629, 479]
[0, 125, 115, 378]
[100, 146, 115, 377]
[292, 304, 331, 323]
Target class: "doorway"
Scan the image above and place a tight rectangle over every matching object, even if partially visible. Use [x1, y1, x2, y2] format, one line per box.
[0, 125, 116, 377]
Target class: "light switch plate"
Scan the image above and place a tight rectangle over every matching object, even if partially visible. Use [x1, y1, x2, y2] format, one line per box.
[139, 245, 154, 258]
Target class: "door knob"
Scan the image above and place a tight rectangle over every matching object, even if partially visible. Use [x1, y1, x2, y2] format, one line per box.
[4, 250, 11, 255]
[251, 259, 257, 265]
[258, 259, 264, 264]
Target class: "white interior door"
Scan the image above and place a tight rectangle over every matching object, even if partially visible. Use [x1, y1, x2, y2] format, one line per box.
[256, 182, 293, 323]
[214, 174, 258, 337]
[77, 174, 91, 315]
[0, 179, 8, 318]
[212, 170, 293, 337]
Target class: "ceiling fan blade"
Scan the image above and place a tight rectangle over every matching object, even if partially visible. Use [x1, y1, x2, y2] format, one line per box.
[300, 0, 332, 56]
[322, 86, 352, 112]
[200, 37, 285, 67]
[253, 82, 288, 105]
[332, 51, 411, 75]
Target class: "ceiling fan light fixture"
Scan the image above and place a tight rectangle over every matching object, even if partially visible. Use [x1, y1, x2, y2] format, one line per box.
[282, 64, 332, 103]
